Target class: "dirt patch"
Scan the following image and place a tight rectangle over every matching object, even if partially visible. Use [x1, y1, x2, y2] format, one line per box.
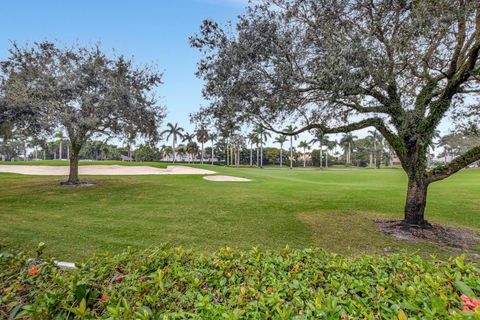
[375, 219, 480, 251]
[59, 180, 96, 187]
[203, 175, 252, 182]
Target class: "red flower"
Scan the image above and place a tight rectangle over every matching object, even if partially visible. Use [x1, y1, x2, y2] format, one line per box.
[267, 286, 273, 293]
[461, 295, 470, 303]
[139, 275, 145, 282]
[99, 292, 109, 304]
[461, 306, 470, 313]
[27, 267, 39, 276]
[340, 315, 348, 319]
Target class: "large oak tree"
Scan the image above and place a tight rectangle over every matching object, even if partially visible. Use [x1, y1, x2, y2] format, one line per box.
[1, 42, 165, 183]
[191, 0, 480, 226]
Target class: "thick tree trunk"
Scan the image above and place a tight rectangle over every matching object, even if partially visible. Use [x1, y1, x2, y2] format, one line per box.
[403, 175, 429, 226]
[67, 148, 80, 184]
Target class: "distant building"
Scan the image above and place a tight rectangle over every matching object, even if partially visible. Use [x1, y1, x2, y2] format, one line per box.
[390, 154, 401, 165]
[121, 155, 134, 161]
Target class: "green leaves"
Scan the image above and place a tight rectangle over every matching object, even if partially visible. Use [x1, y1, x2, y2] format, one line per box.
[454, 281, 477, 299]
[1, 246, 479, 319]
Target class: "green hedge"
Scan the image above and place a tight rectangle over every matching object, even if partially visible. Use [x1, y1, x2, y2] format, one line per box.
[1, 246, 479, 319]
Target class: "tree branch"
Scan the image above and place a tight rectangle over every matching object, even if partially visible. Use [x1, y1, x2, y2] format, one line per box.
[427, 145, 480, 183]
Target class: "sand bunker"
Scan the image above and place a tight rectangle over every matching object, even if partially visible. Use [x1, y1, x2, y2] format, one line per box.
[0, 165, 215, 176]
[203, 175, 251, 182]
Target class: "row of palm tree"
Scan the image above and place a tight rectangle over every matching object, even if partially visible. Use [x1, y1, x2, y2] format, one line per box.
[154, 122, 390, 168]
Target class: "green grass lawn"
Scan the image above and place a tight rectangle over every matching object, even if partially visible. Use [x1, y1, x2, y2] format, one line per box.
[0, 161, 479, 261]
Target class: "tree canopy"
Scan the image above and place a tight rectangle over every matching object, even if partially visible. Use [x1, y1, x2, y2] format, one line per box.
[1, 41, 165, 183]
[192, 0, 480, 226]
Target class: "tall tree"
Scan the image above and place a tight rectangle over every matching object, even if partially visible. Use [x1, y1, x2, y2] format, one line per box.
[192, 0, 480, 226]
[247, 132, 258, 167]
[255, 125, 271, 168]
[55, 131, 66, 160]
[274, 134, 287, 167]
[298, 140, 310, 167]
[182, 132, 196, 163]
[2, 42, 164, 183]
[162, 123, 184, 163]
[209, 133, 217, 165]
[310, 129, 325, 168]
[367, 130, 380, 168]
[196, 127, 209, 164]
[340, 134, 357, 166]
[284, 125, 298, 169]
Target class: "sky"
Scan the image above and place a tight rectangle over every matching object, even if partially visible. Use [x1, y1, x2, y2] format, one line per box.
[0, 0, 246, 136]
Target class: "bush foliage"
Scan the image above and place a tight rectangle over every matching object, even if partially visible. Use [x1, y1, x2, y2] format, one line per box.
[1, 245, 479, 319]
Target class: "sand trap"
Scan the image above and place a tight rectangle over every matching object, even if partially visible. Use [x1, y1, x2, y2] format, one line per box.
[0, 165, 215, 176]
[203, 175, 251, 182]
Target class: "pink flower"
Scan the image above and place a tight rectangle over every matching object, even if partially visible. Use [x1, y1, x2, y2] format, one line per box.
[99, 292, 109, 304]
[27, 267, 39, 276]
[340, 315, 348, 319]
[461, 305, 470, 313]
[461, 295, 470, 303]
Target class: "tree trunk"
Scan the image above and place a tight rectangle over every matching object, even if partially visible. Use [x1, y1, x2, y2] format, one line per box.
[211, 142, 214, 165]
[201, 142, 204, 164]
[260, 143, 263, 168]
[403, 175, 429, 226]
[250, 146, 253, 166]
[290, 137, 293, 169]
[319, 142, 322, 168]
[303, 148, 306, 167]
[172, 138, 176, 163]
[280, 146, 283, 167]
[67, 146, 81, 184]
[226, 145, 229, 166]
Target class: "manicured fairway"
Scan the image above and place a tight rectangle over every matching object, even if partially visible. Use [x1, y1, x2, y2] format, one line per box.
[0, 161, 479, 260]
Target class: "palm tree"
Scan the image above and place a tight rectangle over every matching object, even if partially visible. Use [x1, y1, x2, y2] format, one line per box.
[196, 127, 209, 164]
[161, 123, 184, 163]
[209, 133, 217, 165]
[324, 137, 336, 168]
[310, 129, 325, 168]
[367, 130, 380, 168]
[285, 125, 299, 169]
[298, 140, 310, 167]
[182, 132, 196, 163]
[55, 131, 66, 160]
[274, 135, 287, 167]
[255, 125, 271, 168]
[339, 133, 357, 165]
[247, 132, 258, 167]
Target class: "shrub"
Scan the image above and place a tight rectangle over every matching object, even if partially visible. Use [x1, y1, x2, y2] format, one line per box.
[1, 246, 479, 319]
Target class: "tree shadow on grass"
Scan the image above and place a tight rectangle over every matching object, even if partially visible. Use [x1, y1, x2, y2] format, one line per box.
[297, 210, 479, 259]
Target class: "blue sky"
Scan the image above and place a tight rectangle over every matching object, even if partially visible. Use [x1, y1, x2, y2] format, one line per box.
[0, 0, 246, 134]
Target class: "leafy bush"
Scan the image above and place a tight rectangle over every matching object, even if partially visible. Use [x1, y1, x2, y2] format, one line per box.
[1, 246, 479, 319]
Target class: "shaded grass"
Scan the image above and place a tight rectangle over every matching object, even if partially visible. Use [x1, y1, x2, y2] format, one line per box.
[0, 161, 479, 261]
